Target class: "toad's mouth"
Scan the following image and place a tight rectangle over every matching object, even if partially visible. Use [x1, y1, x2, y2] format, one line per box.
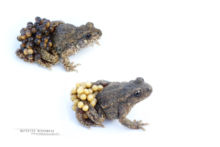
[76, 37, 100, 49]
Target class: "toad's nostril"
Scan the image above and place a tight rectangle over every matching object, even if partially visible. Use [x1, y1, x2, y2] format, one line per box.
[147, 85, 152, 93]
[97, 30, 102, 36]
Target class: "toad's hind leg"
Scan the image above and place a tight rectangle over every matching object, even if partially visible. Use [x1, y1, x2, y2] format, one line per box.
[36, 49, 59, 69]
[76, 109, 95, 127]
[39, 49, 59, 64]
[61, 49, 80, 72]
[76, 104, 105, 128]
[86, 104, 105, 127]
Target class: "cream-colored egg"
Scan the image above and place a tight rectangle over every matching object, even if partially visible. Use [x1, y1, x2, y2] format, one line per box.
[80, 94, 87, 100]
[23, 49, 28, 55]
[86, 82, 92, 88]
[87, 94, 94, 101]
[84, 89, 90, 95]
[90, 99, 97, 107]
[77, 86, 84, 94]
[88, 89, 93, 94]
[71, 88, 77, 95]
[27, 48, 34, 54]
[82, 105, 89, 111]
[72, 105, 77, 111]
[75, 83, 81, 88]
[77, 101, 84, 108]
[73, 99, 79, 104]
[92, 85, 98, 91]
[71, 95, 77, 101]
[80, 82, 86, 88]
[98, 85, 104, 91]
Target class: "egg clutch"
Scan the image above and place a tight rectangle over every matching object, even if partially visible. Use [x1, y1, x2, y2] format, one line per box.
[71, 82, 104, 112]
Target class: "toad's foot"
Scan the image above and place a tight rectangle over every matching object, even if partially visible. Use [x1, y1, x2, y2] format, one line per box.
[61, 49, 80, 72]
[36, 59, 52, 69]
[119, 118, 148, 131]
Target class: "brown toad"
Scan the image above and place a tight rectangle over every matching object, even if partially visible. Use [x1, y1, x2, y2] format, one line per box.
[16, 17, 102, 71]
[75, 77, 152, 130]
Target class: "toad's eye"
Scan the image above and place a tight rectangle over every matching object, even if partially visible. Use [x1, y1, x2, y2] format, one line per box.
[85, 33, 92, 39]
[134, 90, 142, 97]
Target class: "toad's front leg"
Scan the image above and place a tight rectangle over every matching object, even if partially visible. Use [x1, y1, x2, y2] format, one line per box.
[60, 49, 80, 72]
[119, 104, 148, 130]
[119, 118, 148, 131]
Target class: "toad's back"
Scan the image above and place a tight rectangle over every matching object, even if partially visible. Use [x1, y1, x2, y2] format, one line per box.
[52, 23, 77, 54]
[96, 82, 132, 120]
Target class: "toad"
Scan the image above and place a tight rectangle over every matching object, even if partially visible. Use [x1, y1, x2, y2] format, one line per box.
[16, 17, 102, 71]
[71, 77, 152, 130]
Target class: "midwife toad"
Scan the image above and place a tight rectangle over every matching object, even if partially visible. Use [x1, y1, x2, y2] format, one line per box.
[72, 77, 152, 130]
[16, 17, 102, 71]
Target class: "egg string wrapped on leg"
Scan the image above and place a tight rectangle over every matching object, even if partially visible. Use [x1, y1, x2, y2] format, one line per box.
[16, 17, 62, 67]
[71, 82, 104, 112]
[71, 81, 107, 127]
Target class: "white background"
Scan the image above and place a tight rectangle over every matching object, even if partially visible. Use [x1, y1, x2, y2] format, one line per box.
[0, 0, 220, 146]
